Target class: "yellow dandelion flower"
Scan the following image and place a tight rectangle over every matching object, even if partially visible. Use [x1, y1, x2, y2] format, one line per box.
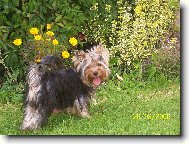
[13, 39, 22, 46]
[52, 39, 58, 45]
[29, 28, 39, 35]
[46, 31, 54, 36]
[62, 51, 70, 59]
[47, 24, 51, 30]
[35, 58, 41, 63]
[69, 37, 78, 46]
[34, 35, 42, 41]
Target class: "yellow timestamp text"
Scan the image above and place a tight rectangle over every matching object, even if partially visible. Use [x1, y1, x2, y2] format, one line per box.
[131, 113, 171, 120]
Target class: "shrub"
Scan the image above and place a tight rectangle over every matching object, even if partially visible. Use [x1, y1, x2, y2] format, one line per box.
[0, 0, 88, 80]
[0, 69, 24, 104]
[0, 0, 180, 83]
[0, 49, 10, 83]
[147, 38, 180, 80]
[83, 0, 179, 78]
[82, 1, 117, 44]
[15, 25, 77, 64]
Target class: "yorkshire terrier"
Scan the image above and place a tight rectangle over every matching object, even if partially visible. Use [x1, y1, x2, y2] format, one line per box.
[21, 44, 110, 130]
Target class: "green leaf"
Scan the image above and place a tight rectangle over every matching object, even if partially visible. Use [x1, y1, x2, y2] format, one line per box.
[56, 23, 64, 27]
[110, 57, 118, 65]
[52, 0, 57, 10]
[62, 18, 68, 25]
[65, 23, 72, 30]
[148, 65, 156, 80]
[55, 15, 62, 23]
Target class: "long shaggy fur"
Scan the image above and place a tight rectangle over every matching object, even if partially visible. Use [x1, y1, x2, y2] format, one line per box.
[21, 45, 109, 130]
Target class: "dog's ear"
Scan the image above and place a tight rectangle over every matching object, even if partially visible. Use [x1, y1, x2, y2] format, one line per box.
[93, 44, 109, 66]
[72, 50, 86, 67]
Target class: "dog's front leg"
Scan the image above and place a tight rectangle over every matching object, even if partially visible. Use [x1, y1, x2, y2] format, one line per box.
[65, 95, 90, 118]
[76, 94, 90, 118]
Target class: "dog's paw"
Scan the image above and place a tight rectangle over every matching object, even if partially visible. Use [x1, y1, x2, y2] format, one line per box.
[53, 108, 62, 113]
[20, 121, 42, 131]
[20, 125, 36, 131]
[80, 111, 90, 118]
[92, 97, 108, 105]
[91, 99, 97, 105]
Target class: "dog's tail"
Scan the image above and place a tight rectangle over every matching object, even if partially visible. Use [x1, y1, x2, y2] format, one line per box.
[40, 55, 64, 70]
[27, 55, 63, 83]
[26, 62, 42, 88]
[26, 55, 64, 88]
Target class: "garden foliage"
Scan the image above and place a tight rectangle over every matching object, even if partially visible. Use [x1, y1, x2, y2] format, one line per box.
[0, 0, 179, 84]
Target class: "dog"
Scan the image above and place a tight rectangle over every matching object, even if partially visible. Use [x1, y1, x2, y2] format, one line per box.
[20, 44, 110, 130]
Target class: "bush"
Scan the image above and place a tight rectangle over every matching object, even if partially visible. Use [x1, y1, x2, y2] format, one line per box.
[0, 49, 10, 83]
[85, 0, 179, 76]
[148, 39, 180, 79]
[0, 0, 180, 84]
[0, 69, 24, 104]
[0, 0, 89, 80]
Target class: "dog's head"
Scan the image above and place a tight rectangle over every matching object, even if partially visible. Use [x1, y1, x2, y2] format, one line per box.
[72, 44, 110, 87]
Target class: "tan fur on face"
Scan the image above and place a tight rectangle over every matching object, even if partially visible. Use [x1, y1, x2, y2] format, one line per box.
[72, 44, 110, 87]
[84, 61, 109, 87]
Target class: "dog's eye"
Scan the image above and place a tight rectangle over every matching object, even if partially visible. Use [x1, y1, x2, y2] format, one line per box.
[97, 63, 102, 66]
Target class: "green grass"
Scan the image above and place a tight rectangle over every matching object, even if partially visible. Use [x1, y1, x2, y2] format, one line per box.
[0, 77, 180, 135]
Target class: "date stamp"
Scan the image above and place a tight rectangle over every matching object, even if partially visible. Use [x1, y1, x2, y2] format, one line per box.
[131, 113, 171, 120]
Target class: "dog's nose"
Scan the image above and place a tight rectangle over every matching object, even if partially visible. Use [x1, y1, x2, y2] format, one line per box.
[93, 71, 98, 76]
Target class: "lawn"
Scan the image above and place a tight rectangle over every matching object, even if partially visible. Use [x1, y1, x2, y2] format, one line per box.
[0, 76, 180, 135]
